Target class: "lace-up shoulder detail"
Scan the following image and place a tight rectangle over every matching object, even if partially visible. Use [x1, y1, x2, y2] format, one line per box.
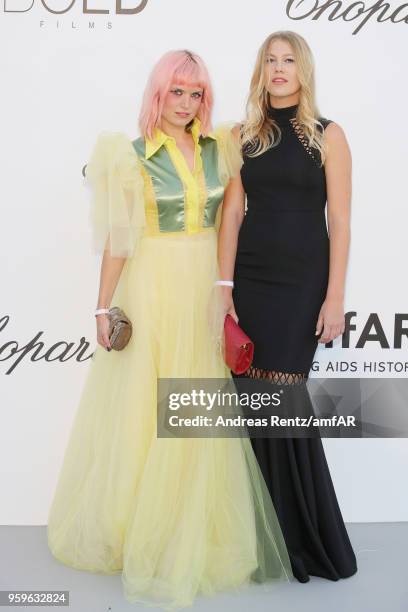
[289, 118, 318, 164]
[289, 117, 333, 167]
[244, 366, 307, 385]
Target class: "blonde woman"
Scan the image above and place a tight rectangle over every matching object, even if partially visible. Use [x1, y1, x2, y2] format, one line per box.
[218, 32, 358, 582]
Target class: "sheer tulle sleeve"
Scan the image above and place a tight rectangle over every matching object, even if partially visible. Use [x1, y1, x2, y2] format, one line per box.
[212, 123, 243, 187]
[85, 132, 146, 258]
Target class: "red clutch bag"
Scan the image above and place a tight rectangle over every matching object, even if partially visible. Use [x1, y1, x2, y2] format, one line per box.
[223, 314, 254, 375]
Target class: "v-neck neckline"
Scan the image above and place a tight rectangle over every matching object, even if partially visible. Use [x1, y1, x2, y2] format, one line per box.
[175, 135, 198, 175]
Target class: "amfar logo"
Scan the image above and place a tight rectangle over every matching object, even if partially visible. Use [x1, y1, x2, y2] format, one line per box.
[0, 312, 407, 375]
[4, 0, 149, 14]
[286, 0, 408, 35]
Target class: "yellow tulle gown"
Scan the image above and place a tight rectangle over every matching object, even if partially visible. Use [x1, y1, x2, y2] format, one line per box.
[47, 118, 293, 609]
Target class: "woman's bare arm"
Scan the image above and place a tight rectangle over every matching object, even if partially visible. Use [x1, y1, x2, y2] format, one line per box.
[316, 122, 352, 343]
[96, 249, 126, 309]
[218, 173, 246, 279]
[95, 243, 126, 350]
[217, 147, 246, 322]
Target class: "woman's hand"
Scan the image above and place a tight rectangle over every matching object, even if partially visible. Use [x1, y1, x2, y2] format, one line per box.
[96, 314, 112, 351]
[221, 287, 239, 323]
[315, 298, 345, 343]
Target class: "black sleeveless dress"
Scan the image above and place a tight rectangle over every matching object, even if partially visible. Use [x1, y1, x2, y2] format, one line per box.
[232, 103, 358, 582]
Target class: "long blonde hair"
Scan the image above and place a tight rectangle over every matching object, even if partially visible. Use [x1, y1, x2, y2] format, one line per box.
[241, 31, 327, 164]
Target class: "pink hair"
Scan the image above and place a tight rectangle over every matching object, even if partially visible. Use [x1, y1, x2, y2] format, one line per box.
[138, 50, 214, 140]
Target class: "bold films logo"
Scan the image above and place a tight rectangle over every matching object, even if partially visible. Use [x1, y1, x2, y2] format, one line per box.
[4, 0, 149, 14]
[3, 0, 150, 30]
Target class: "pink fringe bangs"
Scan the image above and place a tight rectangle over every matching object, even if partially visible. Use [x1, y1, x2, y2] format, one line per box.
[138, 50, 214, 140]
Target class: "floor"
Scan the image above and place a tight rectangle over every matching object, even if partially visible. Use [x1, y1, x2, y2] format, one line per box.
[0, 523, 406, 612]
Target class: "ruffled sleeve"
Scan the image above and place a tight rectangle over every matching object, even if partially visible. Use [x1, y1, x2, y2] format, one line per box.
[85, 132, 146, 258]
[211, 123, 243, 187]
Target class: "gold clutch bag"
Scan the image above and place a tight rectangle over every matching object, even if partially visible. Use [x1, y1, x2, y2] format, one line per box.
[107, 307, 133, 350]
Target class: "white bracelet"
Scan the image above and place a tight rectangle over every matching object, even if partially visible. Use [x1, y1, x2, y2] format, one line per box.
[214, 280, 234, 287]
[95, 308, 110, 316]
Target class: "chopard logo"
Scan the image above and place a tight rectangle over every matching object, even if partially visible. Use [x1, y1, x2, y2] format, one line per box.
[0, 315, 93, 375]
[4, 0, 149, 15]
[286, 0, 408, 35]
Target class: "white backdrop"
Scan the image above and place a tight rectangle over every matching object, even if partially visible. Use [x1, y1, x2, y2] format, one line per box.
[1, 0, 407, 524]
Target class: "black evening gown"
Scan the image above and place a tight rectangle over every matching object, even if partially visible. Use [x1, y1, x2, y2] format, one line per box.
[233, 103, 358, 583]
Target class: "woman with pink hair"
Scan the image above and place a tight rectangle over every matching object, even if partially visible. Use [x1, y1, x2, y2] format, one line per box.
[47, 50, 293, 608]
